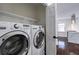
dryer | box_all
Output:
[0,21,31,55]
[31,25,45,55]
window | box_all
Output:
[58,23,65,32]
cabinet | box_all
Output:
[68,31,79,44]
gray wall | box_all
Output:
[0,3,46,25]
[0,4,38,20]
[37,5,46,25]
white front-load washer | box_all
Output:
[0,21,31,55]
[31,25,45,55]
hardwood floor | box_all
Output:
[57,37,79,55]
[68,42,79,55]
[57,45,69,55]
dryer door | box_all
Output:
[33,30,45,49]
[0,30,30,55]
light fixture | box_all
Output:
[71,14,76,24]
[71,14,76,31]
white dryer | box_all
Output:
[31,25,45,55]
[0,21,31,55]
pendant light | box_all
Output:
[71,14,76,31]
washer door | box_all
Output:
[0,31,30,55]
[33,30,45,49]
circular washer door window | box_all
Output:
[0,34,29,55]
[33,31,45,49]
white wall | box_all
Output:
[56,18,71,37]
[57,3,79,18]
[56,3,79,37]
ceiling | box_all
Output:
[57,3,79,19]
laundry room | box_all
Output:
[0,3,57,55]
[2,3,79,55]
[0,3,47,55]
[1,0,79,59]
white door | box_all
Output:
[46,4,56,55]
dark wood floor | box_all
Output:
[57,37,79,55]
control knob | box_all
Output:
[14,24,19,29]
